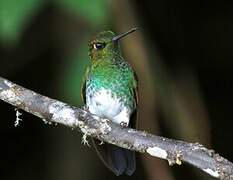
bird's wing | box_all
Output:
[130,70,139,129]
[81,66,90,104]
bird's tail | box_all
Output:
[92,139,136,176]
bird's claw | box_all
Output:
[99,141,104,145]
[120,122,128,127]
[82,105,89,112]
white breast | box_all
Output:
[86,88,130,126]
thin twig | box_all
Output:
[0,76,232,179]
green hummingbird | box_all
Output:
[82,28,139,176]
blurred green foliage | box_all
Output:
[0,0,108,45]
[62,42,90,105]
[55,0,108,25]
[0,0,44,44]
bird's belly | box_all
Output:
[86,88,130,125]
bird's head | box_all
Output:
[88,27,138,61]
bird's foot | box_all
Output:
[82,105,89,112]
[99,141,104,145]
[120,121,128,127]
[81,133,90,147]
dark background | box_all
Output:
[1,0,233,180]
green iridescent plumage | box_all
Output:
[82,30,138,111]
[86,54,137,109]
[81,28,138,176]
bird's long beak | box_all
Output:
[112,27,139,42]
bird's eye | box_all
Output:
[93,42,106,50]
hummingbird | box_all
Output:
[81,28,139,176]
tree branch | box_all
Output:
[0,76,232,179]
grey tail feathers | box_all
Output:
[92,139,136,176]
